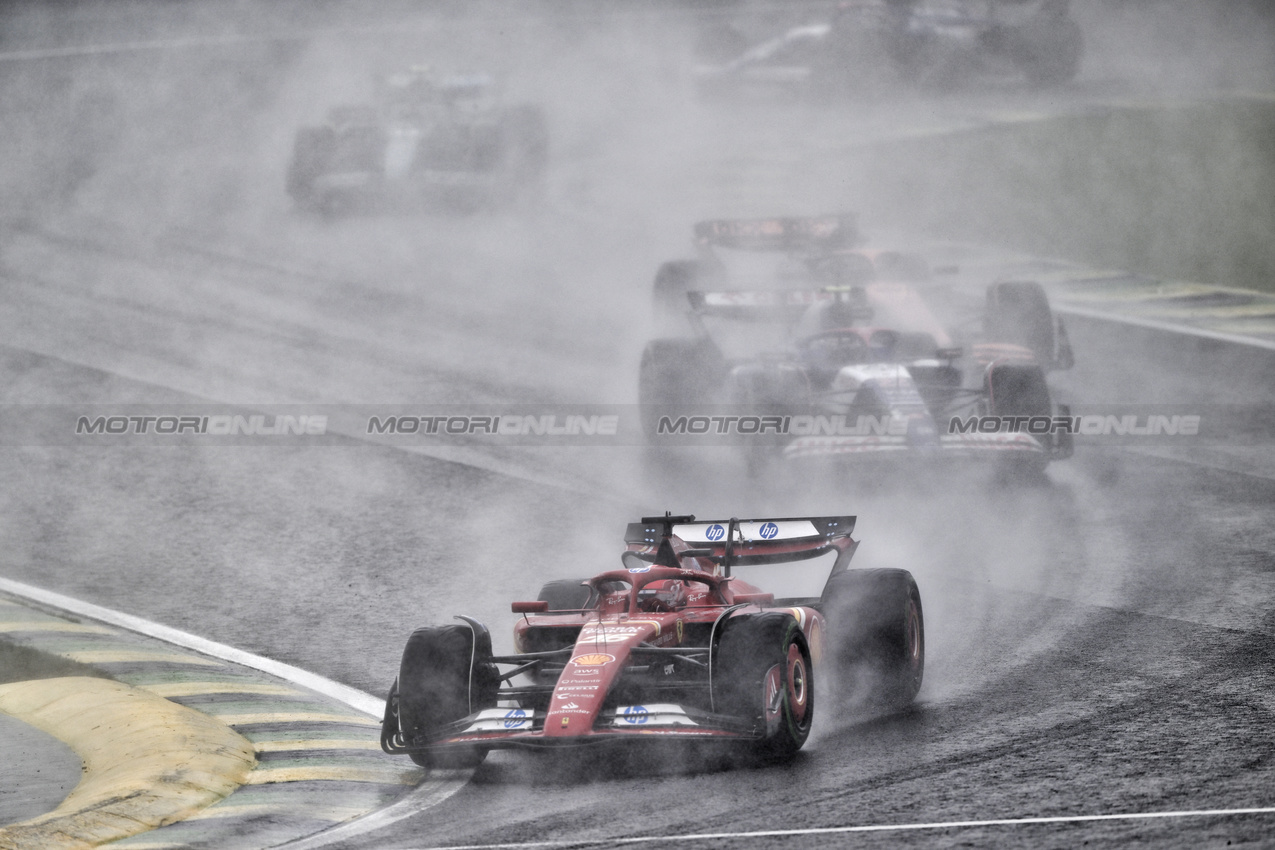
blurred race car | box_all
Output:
[640,215,1075,474]
[286,69,547,214]
[380,513,923,767]
[694,0,1082,95]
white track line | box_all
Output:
[1056,305,1275,352]
[0,35,281,61]
[0,575,380,716]
[0,576,471,847]
[0,26,436,62]
[276,771,472,850]
[401,806,1275,849]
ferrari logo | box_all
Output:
[676,619,684,644]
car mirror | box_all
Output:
[621,551,653,571]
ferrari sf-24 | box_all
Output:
[381,513,923,767]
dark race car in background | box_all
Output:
[694,0,1083,96]
[286,69,547,214]
[381,514,923,768]
[640,215,1075,475]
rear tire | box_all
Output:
[714,613,814,760]
[985,281,1054,362]
[985,362,1052,420]
[652,260,702,326]
[984,280,1071,369]
[726,362,811,478]
[638,337,725,438]
[985,362,1056,476]
[397,624,499,769]
[821,569,923,710]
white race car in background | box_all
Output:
[695,0,1083,95]
[286,69,547,214]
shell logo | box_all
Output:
[571,653,615,666]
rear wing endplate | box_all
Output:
[693,215,860,252]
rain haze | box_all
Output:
[0,1,1274,847]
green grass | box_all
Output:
[861,99,1275,294]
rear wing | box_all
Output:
[625,514,860,606]
[687,287,872,323]
[625,514,856,568]
[693,215,861,252]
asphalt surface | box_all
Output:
[0,710,81,825]
[1,2,1274,849]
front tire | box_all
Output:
[397,623,498,768]
[714,612,814,760]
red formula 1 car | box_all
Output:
[381,514,923,768]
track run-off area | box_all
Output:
[1,2,1274,849]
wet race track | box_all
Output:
[2,2,1275,848]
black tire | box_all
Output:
[652,260,701,324]
[726,362,811,477]
[286,126,334,204]
[821,568,923,709]
[985,362,1052,420]
[985,362,1055,476]
[536,579,592,611]
[984,280,1058,366]
[638,337,725,439]
[397,624,499,769]
[714,612,814,760]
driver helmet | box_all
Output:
[637,579,687,612]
